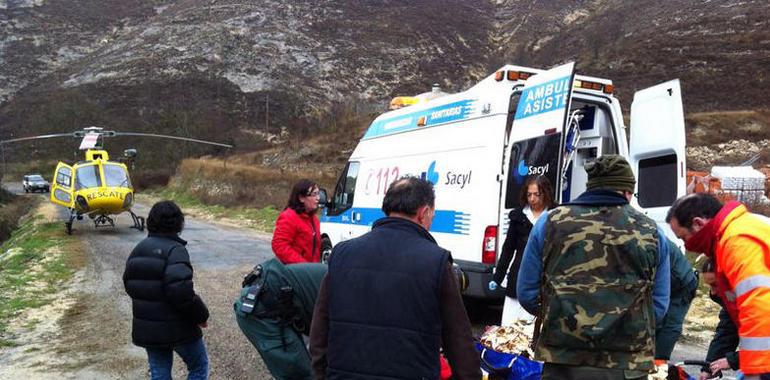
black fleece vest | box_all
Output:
[326,217,449,380]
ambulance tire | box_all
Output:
[321,236,333,264]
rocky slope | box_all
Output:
[1,0,768,167]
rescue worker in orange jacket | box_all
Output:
[667,193,770,378]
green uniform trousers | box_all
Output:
[655,279,698,360]
[234,304,311,380]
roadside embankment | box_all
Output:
[0,201,86,348]
[0,189,34,243]
[169,157,334,208]
[140,157,335,232]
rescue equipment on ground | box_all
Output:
[477,342,542,380]
[480,321,535,357]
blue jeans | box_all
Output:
[145,338,209,380]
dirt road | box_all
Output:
[0,184,728,379]
[1,187,275,379]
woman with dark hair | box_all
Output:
[492,176,555,325]
[272,179,322,264]
[123,200,210,380]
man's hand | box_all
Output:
[710,357,729,374]
[698,371,711,380]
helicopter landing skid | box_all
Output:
[129,210,145,232]
[94,215,115,229]
[65,210,77,235]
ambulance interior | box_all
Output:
[560,99,619,203]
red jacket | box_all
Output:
[272,208,321,264]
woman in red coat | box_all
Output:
[272,179,322,264]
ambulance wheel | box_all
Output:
[321,236,333,264]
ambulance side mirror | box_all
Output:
[318,188,329,208]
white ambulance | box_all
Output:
[319,62,686,299]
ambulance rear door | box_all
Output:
[628,79,687,232]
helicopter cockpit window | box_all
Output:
[76,165,102,190]
[103,164,130,188]
[56,168,72,188]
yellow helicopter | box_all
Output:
[1,126,232,234]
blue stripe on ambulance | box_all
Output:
[363,99,477,139]
[320,207,470,235]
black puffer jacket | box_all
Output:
[123,233,209,347]
[493,208,532,298]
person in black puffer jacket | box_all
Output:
[123,200,210,380]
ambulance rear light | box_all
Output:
[573,79,614,94]
[544,128,557,135]
[518,71,533,80]
[482,225,498,264]
[507,70,534,81]
[496,70,536,82]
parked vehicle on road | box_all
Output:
[23,174,50,193]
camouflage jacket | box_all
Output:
[535,202,659,372]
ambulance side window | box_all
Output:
[637,154,677,208]
[329,162,360,216]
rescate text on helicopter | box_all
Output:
[0,126,233,234]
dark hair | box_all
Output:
[286,179,319,214]
[519,176,556,209]
[666,193,723,228]
[382,176,435,216]
[147,200,185,234]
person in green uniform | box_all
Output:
[655,238,698,364]
[234,258,327,380]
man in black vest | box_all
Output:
[309,176,480,379]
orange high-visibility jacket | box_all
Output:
[715,205,770,375]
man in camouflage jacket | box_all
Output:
[517,155,671,380]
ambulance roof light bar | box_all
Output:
[495,69,614,94]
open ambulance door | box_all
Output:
[628,80,686,236]
[496,62,575,274]
[50,162,75,209]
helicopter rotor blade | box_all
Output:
[0,132,78,145]
[113,132,233,148]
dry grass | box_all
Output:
[686,110,770,147]
[170,158,336,208]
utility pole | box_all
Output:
[0,144,5,188]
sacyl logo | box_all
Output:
[515,160,550,183]
[421,161,439,185]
